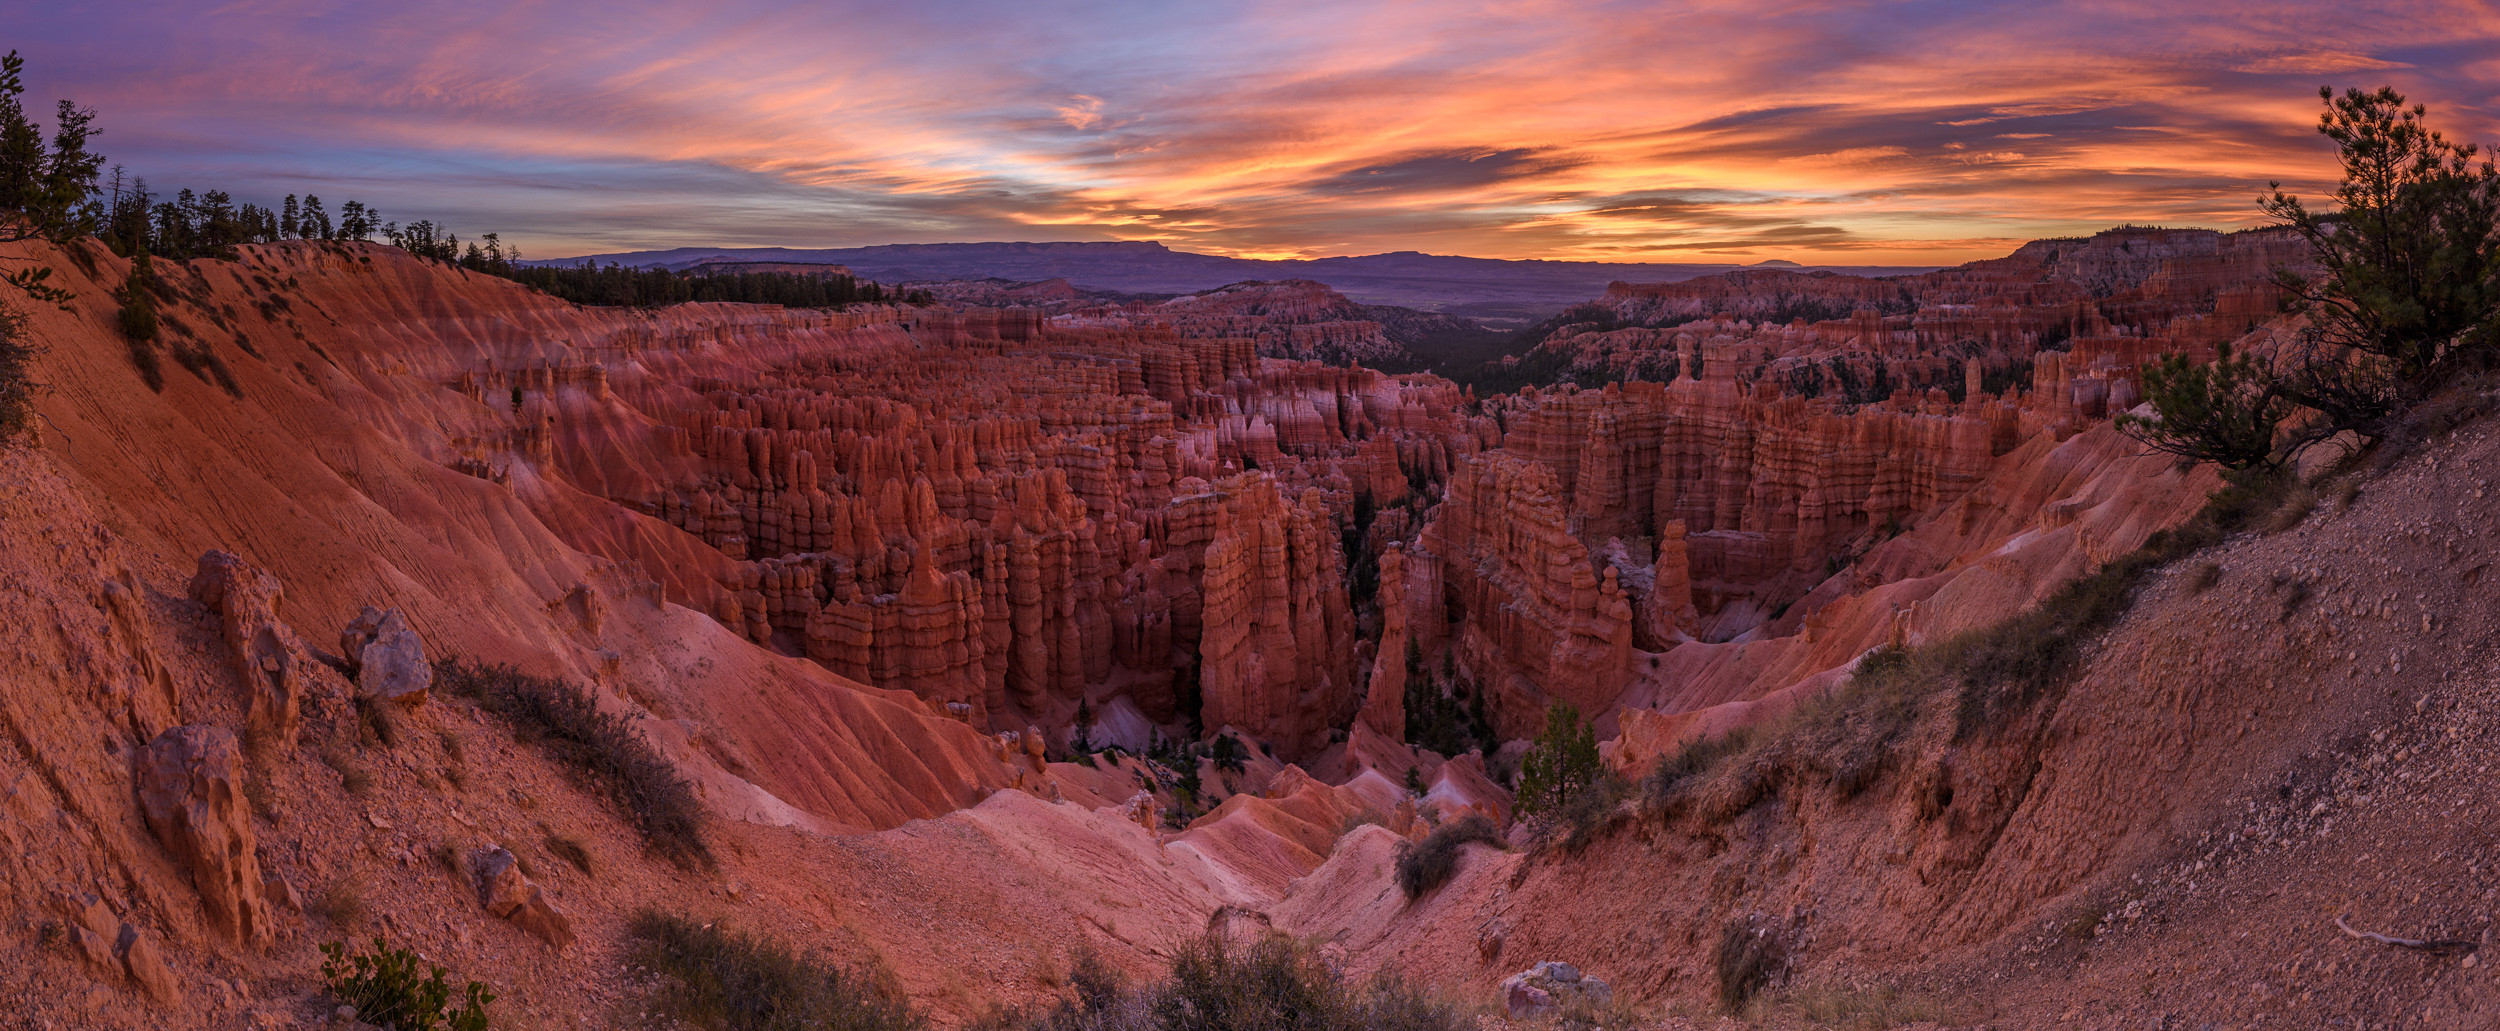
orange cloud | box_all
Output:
[12,0,2499,264]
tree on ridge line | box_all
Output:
[2122,85,2500,469]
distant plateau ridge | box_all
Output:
[536,240,1935,328]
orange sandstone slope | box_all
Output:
[1283,407,2500,1031]
[2,226,2432,1028]
[0,236,1439,1027]
[0,441,1381,1029]
[18,238,1017,832]
[25,227,2263,781]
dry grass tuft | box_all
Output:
[313,873,367,929]
[356,697,402,748]
[629,910,922,1031]
[322,746,373,797]
[1790,984,1961,1029]
[2264,482,2317,533]
[2271,573,2314,622]
[243,768,281,825]
[435,657,710,870]
[2186,561,2223,595]
[2060,901,2107,942]
[544,831,595,877]
[1713,918,1786,1011]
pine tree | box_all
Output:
[118,251,157,342]
[2115,342,2296,469]
[2125,86,2500,463]
[0,301,35,444]
[2263,87,2500,443]
[102,176,151,257]
[301,194,331,240]
[339,200,380,241]
[1514,701,1600,819]
[0,51,104,243]
[1070,697,1096,756]
[118,249,161,390]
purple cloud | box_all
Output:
[6,0,2495,262]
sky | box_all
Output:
[7,1,2498,264]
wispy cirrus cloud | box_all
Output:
[5,0,2497,263]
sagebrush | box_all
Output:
[1394,813,1502,899]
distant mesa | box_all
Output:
[536,240,1938,327]
[686,258,857,279]
[1749,258,1802,267]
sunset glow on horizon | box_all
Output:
[10,1,2499,265]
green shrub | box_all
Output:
[1394,813,1502,899]
[628,910,921,1031]
[1548,770,1630,853]
[1208,733,1247,774]
[436,657,711,869]
[1638,721,1777,825]
[1066,944,1122,1016]
[1153,934,1336,1031]
[319,936,495,1031]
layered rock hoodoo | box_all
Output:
[972,278,1417,367]
[568,303,1472,750]
[1384,226,2292,736]
[25,226,2289,762]
[132,725,274,949]
[188,551,309,750]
